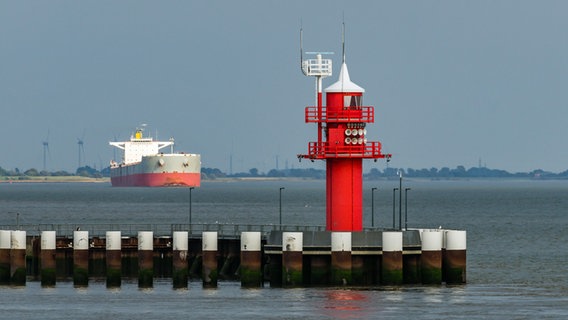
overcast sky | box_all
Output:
[1,1,567,174]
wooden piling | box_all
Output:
[73,231,89,287]
[0,230,10,285]
[331,232,352,286]
[282,232,303,287]
[382,231,403,285]
[421,230,443,284]
[40,231,57,287]
[106,231,122,288]
[443,230,467,284]
[240,232,262,288]
[10,231,27,286]
[172,231,189,289]
[138,231,153,288]
[202,231,218,288]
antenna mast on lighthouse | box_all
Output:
[300,27,333,147]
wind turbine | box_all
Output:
[42,130,50,172]
[77,130,85,168]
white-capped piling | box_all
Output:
[138,231,153,288]
[282,232,303,287]
[202,231,218,288]
[0,230,11,284]
[10,230,27,286]
[331,232,352,286]
[240,231,262,287]
[106,231,122,288]
[73,230,89,287]
[382,231,403,285]
[40,231,57,287]
[421,230,443,284]
[443,230,467,284]
[172,231,189,289]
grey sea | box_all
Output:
[1,179,567,319]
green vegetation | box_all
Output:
[0,165,107,181]
[213,165,568,180]
[366,166,568,180]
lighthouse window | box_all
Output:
[344,95,362,108]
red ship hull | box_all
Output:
[110,172,201,187]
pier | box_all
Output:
[0,223,466,288]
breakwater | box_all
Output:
[0,224,466,288]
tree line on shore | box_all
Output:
[206,166,568,180]
[0,166,105,179]
[2,164,567,180]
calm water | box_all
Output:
[1,179,567,319]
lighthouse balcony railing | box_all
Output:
[305,106,375,123]
[303,141,387,159]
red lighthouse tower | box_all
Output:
[299,31,391,232]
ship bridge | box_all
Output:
[110,129,173,165]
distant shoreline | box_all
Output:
[0,176,109,183]
[1,175,566,184]
[0,176,308,184]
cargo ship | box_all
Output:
[109,127,201,187]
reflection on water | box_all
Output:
[323,290,369,319]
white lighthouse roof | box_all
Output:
[325,62,365,93]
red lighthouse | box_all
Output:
[299,32,391,232]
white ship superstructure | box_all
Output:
[109,127,200,187]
